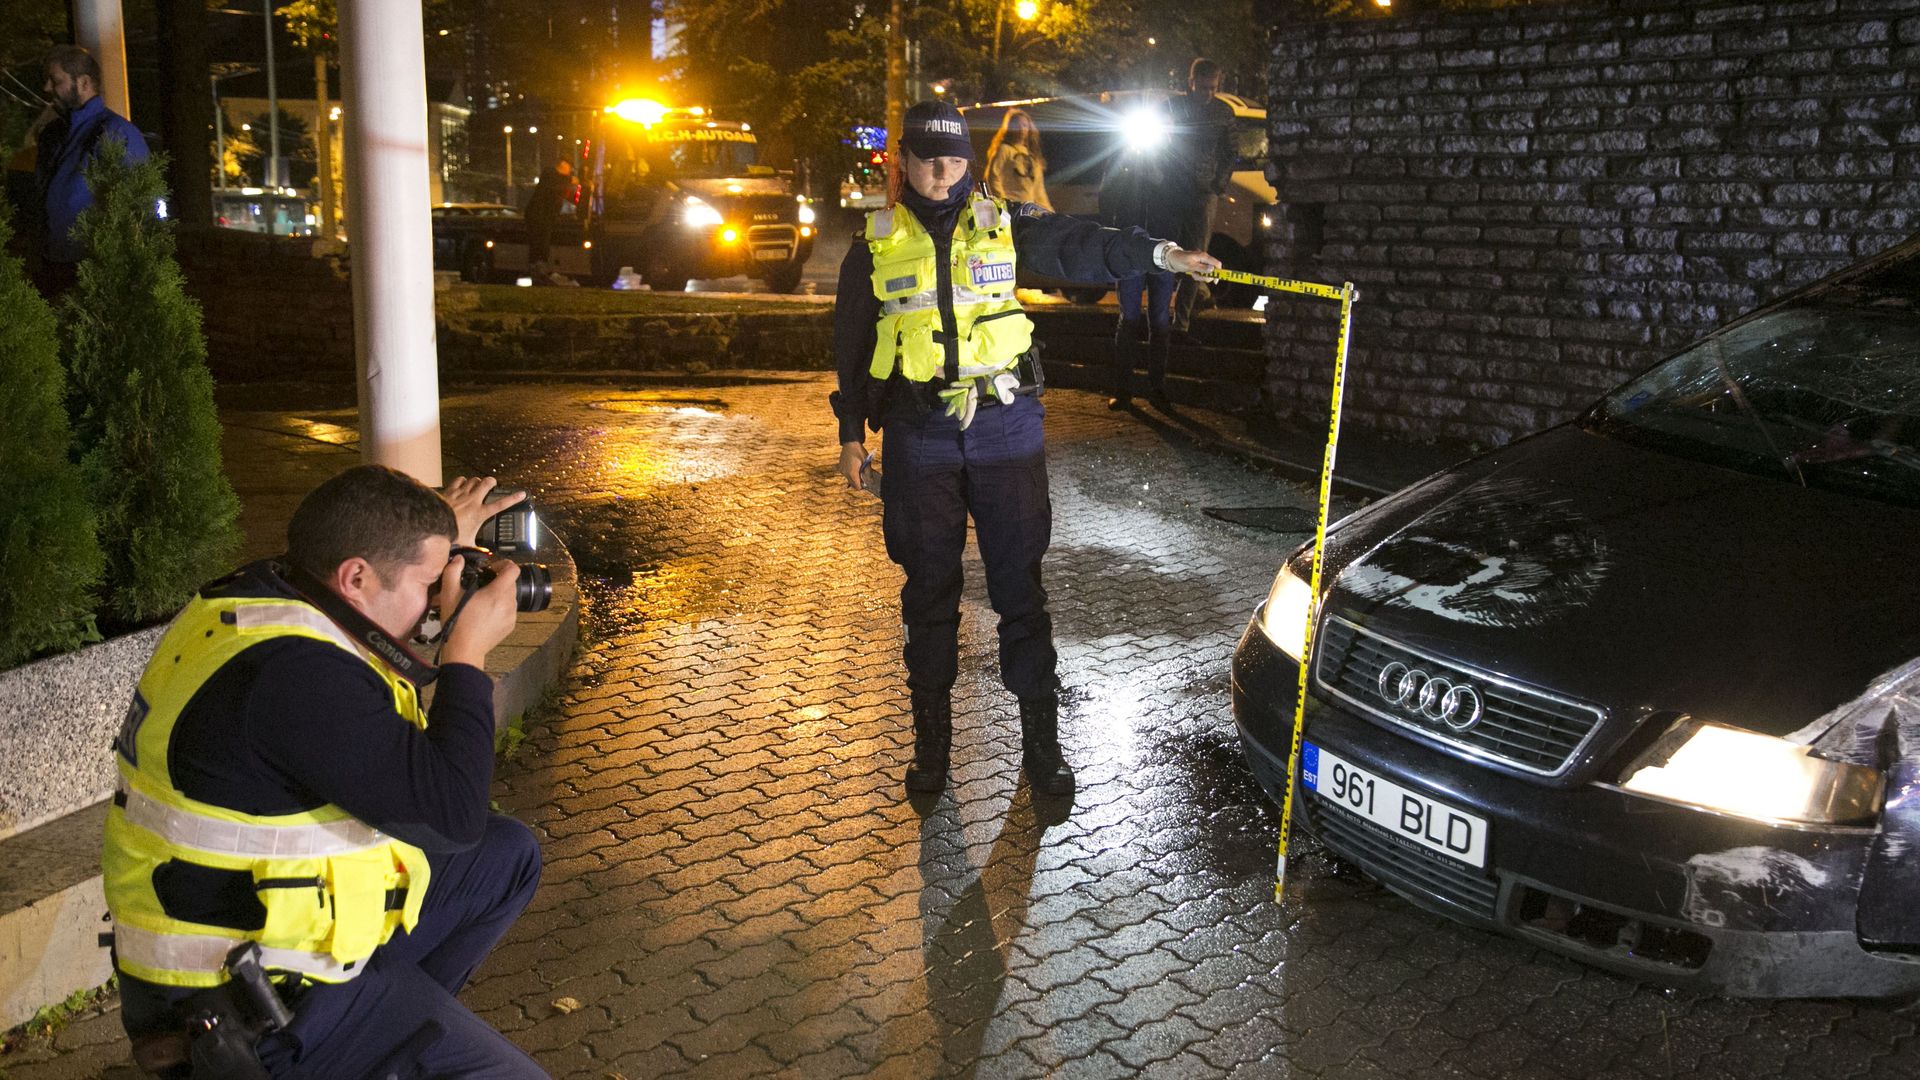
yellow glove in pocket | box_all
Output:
[939,381,979,431]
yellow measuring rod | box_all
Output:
[1214,269,1362,903]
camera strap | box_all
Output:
[279,562,441,687]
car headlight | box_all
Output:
[1123,106,1169,153]
[1257,560,1316,663]
[798,203,816,225]
[683,197,723,227]
[1619,718,1883,826]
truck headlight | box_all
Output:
[798,203,816,225]
[1256,561,1315,663]
[683,197,723,227]
[1619,718,1883,826]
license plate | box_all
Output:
[1302,742,1488,869]
[752,248,790,262]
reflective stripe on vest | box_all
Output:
[112,923,361,983]
[231,601,360,654]
[865,194,1035,384]
[103,592,432,988]
[882,280,1004,315]
[119,787,390,860]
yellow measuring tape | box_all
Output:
[1209,267,1363,902]
[1210,268,1351,303]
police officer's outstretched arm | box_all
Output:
[1009,202,1220,283]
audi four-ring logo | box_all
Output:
[1376,661,1484,732]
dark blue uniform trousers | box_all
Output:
[257,815,546,1079]
[881,394,1058,702]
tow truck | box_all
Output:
[584,101,817,292]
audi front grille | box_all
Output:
[1314,617,1606,776]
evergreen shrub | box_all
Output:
[63,147,240,624]
[0,207,104,668]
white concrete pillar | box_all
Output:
[338,0,442,485]
[71,0,131,118]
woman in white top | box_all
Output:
[984,108,1052,211]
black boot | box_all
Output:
[1147,327,1172,409]
[906,693,952,793]
[1019,697,1076,796]
[1107,326,1142,411]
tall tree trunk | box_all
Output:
[154,0,214,226]
[886,0,904,193]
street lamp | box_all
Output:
[529,124,540,176]
[502,124,514,195]
[991,0,1041,97]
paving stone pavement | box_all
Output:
[8,374,1920,1079]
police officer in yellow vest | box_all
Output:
[103,466,548,1079]
[831,101,1219,796]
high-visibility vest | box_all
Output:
[102,592,433,988]
[866,194,1036,384]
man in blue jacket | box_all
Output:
[33,44,148,294]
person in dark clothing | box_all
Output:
[830,100,1218,798]
[522,158,574,282]
[104,466,547,1080]
[1098,94,1185,411]
[32,44,148,296]
[1167,58,1238,339]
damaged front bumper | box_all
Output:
[1232,619,1920,999]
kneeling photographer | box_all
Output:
[104,465,552,1080]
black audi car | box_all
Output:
[1234,236,1920,997]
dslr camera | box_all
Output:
[456,495,553,612]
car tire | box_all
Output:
[1208,236,1256,309]
[459,243,489,284]
[762,262,805,294]
[585,248,621,288]
[1063,286,1108,304]
[643,262,689,293]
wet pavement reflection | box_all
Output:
[16,375,1913,1080]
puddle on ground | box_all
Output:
[589,395,732,417]
[1203,506,1318,533]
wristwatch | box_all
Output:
[1152,240,1177,271]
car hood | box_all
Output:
[1320,425,1920,743]
[675,177,793,201]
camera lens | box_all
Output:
[516,563,553,612]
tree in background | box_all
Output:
[62,146,239,625]
[0,204,104,668]
[237,107,314,187]
[0,0,67,160]
[215,107,263,186]
[663,0,1274,190]
[667,0,881,197]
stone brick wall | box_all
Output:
[1262,0,1920,446]
[172,230,838,379]
[174,228,355,380]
